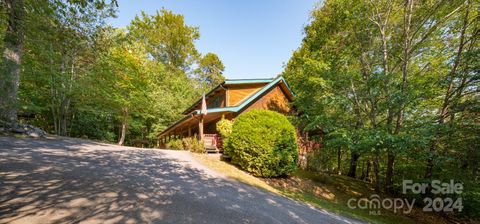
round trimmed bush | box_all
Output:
[224,109,298,177]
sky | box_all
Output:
[108,0,318,79]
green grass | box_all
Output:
[192,153,279,193]
[279,189,415,224]
[193,154,443,224]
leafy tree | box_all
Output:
[195,52,225,90]
[124,9,226,144]
[126,9,206,140]
[283,0,479,212]
[5,2,224,148]
[128,9,200,71]
[91,30,150,145]
[0,0,116,125]
[0,0,24,123]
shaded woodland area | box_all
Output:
[283,0,479,218]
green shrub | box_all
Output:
[216,115,233,138]
[306,149,341,173]
[182,135,205,153]
[70,111,115,141]
[166,138,184,150]
[463,183,480,218]
[224,109,298,177]
[166,136,205,153]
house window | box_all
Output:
[208,95,223,108]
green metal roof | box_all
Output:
[224,78,273,85]
[193,107,238,114]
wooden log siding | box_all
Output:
[243,85,291,114]
[227,83,265,106]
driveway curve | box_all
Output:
[0,136,362,224]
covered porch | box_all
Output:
[158,111,234,152]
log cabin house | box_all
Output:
[158,76,294,152]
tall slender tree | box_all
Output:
[0,0,24,124]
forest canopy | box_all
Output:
[283,0,479,217]
[0,1,225,146]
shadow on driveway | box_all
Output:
[0,137,361,224]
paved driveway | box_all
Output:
[0,136,361,224]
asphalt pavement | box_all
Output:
[0,136,362,224]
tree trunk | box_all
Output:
[383,0,414,194]
[337,148,342,175]
[424,142,436,179]
[365,159,372,182]
[118,107,128,146]
[373,153,381,192]
[56,51,68,136]
[385,153,395,193]
[347,152,360,178]
[59,106,67,135]
[0,0,24,123]
[472,157,478,177]
[360,161,365,179]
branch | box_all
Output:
[409,0,447,42]
[408,2,465,56]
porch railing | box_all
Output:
[203,134,222,152]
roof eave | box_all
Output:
[224,79,273,85]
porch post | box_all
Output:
[198,115,204,141]
[188,125,192,137]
